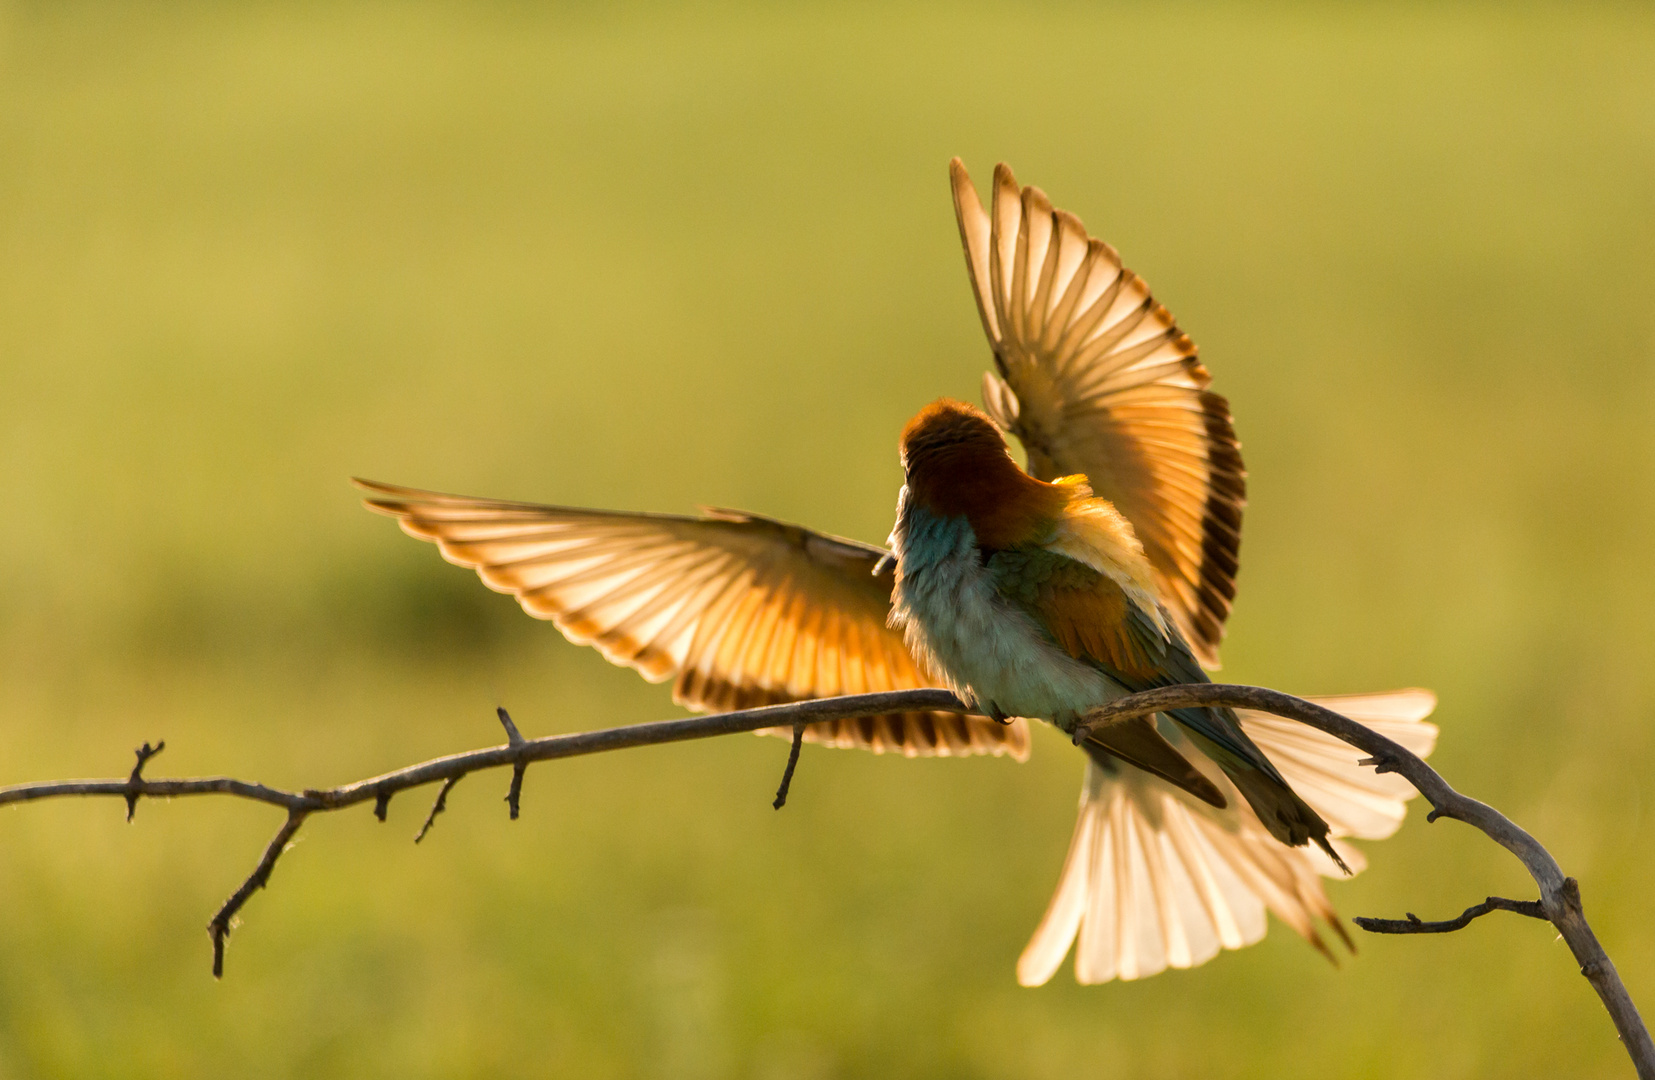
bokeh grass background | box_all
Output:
[2,2,1654,1077]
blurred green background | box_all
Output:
[1,2,1653,1077]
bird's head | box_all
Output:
[898,398,1078,549]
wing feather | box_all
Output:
[951,158,1245,668]
[357,479,1028,760]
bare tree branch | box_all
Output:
[1353,896,1547,934]
[1,682,1648,1078]
[0,689,963,976]
[0,689,964,818]
[1076,684,1654,1079]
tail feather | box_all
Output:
[1019,689,1437,985]
[1158,699,1342,866]
[1181,724,1346,872]
[1219,758,1350,874]
[1019,757,1312,985]
[1240,689,1438,840]
[1081,713,1226,809]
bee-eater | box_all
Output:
[358,159,1436,985]
[888,395,1339,860]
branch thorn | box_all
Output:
[498,708,528,819]
[125,740,165,822]
[772,724,806,810]
[506,763,527,820]
[497,706,525,746]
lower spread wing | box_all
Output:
[951,159,1244,668]
[356,479,1027,760]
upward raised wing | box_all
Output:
[951,159,1245,668]
[356,480,1027,760]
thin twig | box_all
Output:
[1076,684,1654,1079]
[1353,896,1547,934]
[772,724,806,810]
[496,706,525,746]
[506,762,527,820]
[207,809,308,979]
[499,707,529,819]
[414,774,462,844]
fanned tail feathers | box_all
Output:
[1019,690,1437,986]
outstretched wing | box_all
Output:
[951,159,1245,668]
[357,480,1027,759]
[1017,690,1437,985]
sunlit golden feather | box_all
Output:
[951,158,1244,668]
[356,479,1027,759]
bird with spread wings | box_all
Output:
[357,160,1436,985]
